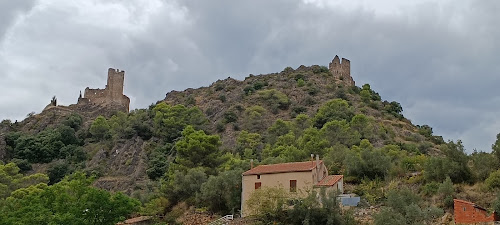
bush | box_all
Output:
[257,89,291,111]
[296,78,305,87]
[486,169,500,190]
[313,99,354,128]
[223,111,238,123]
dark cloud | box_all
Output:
[1,0,499,152]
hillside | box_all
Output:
[1,57,497,224]
[164,64,442,154]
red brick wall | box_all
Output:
[454,199,497,224]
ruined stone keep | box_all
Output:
[329,55,355,86]
[78,68,130,111]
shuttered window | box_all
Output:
[290,180,297,192]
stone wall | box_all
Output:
[329,55,355,86]
[78,68,130,112]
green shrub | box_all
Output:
[486,169,500,190]
[297,78,305,87]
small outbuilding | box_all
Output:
[454,199,499,224]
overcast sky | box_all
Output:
[1,0,499,153]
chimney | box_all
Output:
[250,159,254,169]
[311,154,314,166]
[316,154,321,182]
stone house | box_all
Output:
[454,199,499,224]
[241,156,343,217]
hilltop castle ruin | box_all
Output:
[329,55,354,86]
[77,68,130,112]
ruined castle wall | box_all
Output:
[84,88,109,105]
[340,58,350,77]
[77,68,130,112]
[329,55,355,86]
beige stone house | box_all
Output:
[241,156,343,217]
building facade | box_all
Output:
[454,199,499,224]
[241,156,343,217]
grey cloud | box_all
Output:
[1,0,499,152]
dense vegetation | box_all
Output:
[2,64,500,224]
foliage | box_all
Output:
[245,186,288,219]
[345,140,391,181]
[438,177,455,208]
[320,120,361,147]
[0,172,139,225]
[486,169,500,190]
[152,103,207,142]
[384,101,403,118]
[493,133,500,162]
[6,125,84,164]
[470,151,499,181]
[90,116,111,140]
[0,162,49,199]
[286,189,356,225]
[424,140,472,183]
[47,161,73,184]
[312,99,354,128]
[236,131,262,158]
[198,169,242,214]
[162,167,207,205]
[374,187,443,225]
[146,144,171,180]
[175,126,223,173]
[493,194,500,213]
[257,89,291,112]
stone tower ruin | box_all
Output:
[329,55,355,86]
[77,68,130,112]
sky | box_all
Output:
[0,0,499,153]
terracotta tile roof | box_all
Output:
[454,199,487,211]
[117,216,152,224]
[242,160,323,175]
[315,175,343,186]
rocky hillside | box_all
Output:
[164,64,442,154]
[4,58,482,225]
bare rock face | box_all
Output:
[88,137,150,194]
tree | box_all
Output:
[486,169,500,190]
[245,186,288,219]
[438,177,455,208]
[152,103,207,142]
[320,120,361,147]
[312,99,354,128]
[384,101,403,118]
[198,169,242,214]
[345,140,391,181]
[175,126,223,173]
[0,162,48,199]
[163,167,207,205]
[470,151,499,181]
[0,172,139,225]
[493,133,500,162]
[89,116,111,140]
[236,131,262,158]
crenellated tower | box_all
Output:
[78,68,130,112]
[329,55,355,86]
[107,68,125,100]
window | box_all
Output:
[290,180,297,192]
[257,175,260,179]
[463,207,466,211]
[255,182,261,189]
